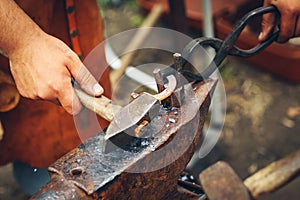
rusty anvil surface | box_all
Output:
[31,79,217,200]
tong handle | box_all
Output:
[181,5,280,81]
[218,5,280,60]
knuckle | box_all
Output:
[61,95,80,115]
[17,86,38,99]
[65,49,74,60]
[65,49,79,64]
[63,103,73,113]
[17,89,27,97]
[36,88,51,99]
[36,81,62,99]
[19,90,35,99]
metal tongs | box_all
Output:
[75,6,280,153]
[180,5,280,81]
[103,6,281,152]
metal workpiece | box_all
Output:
[153,68,164,93]
[31,79,217,200]
[155,53,188,109]
[153,68,171,108]
[171,53,185,108]
[103,74,177,151]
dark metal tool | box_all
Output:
[30,6,283,199]
[73,75,176,153]
[104,75,177,141]
[179,5,280,81]
[78,6,279,152]
[31,79,217,200]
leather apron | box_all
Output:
[0,0,111,167]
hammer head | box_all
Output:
[199,161,251,200]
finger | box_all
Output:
[277,12,297,43]
[76,64,104,96]
[259,12,276,41]
[259,0,277,41]
[66,52,103,97]
[58,81,82,115]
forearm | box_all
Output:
[0,0,44,56]
[0,0,103,115]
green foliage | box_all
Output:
[97,0,138,8]
[221,63,234,81]
[97,0,111,8]
[130,15,144,27]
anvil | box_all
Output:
[30,78,217,199]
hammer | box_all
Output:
[199,150,300,200]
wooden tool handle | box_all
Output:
[0,120,3,141]
[74,88,121,122]
[244,149,300,199]
[0,67,119,121]
[0,70,20,112]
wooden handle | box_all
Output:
[0,120,3,141]
[0,70,20,112]
[244,149,300,199]
[74,88,122,122]
[0,67,119,121]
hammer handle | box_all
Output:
[0,65,120,122]
[244,149,300,198]
[74,88,121,122]
[0,69,20,112]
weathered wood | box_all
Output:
[0,121,3,141]
[0,69,20,112]
[31,79,216,200]
[109,4,164,88]
[244,149,300,199]
[75,88,121,122]
[200,150,300,200]
[200,161,251,200]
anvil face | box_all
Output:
[31,79,216,200]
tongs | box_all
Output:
[180,5,280,81]
[75,6,280,153]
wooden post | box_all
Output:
[109,4,164,89]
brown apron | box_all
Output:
[0,0,111,168]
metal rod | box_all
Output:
[172,53,184,107]
[202,0,215,38]
[153,68,171,108]
[153,68,164,93]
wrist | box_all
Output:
[7,26,46,58]
[0,0,46,58]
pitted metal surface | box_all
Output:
[31,79,216,200]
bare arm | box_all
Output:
[0,0,104,114]
[259,0,300,43]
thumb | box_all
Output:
[75,64,104,96]
[67,53,104,96]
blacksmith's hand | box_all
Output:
[259,0,300,43]
[8,33,104,115]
